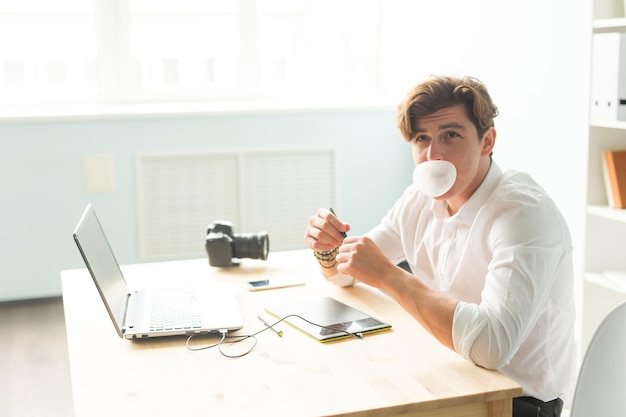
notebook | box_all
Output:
[72,204,244,340]
[265,296,391,342]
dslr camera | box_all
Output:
[205,221,269,267]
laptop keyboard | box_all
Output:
[149,287,203,332]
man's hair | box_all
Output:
[397,75,499,141]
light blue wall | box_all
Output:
[0,107,414,301]
[0,0,593,301]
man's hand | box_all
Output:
[304,208,350,252]
[335,236,398,289]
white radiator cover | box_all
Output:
[136,147,337,260]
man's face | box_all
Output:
[410,104,495,202]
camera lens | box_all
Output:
[232,232,269,261]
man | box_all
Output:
[304,76,574,417]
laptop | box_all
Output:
[72,204,244,340]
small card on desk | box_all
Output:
[265,296,391,342]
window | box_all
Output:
[0,0,383,107]
[0,1,98,105]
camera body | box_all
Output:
[205,221,269,267]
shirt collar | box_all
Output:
[431,161,503,224]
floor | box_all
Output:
[0,298,74,417]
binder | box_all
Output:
[604,150,626,208]
[590,33,626,122]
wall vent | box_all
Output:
[136,147,336,260]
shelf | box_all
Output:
[584,0,626,359]
[593,17,626,32]
[590,120,626,129]
[585,271,626,294]
[587,204,626,222]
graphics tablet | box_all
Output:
[265,296,391,342]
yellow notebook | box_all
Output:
[265,296,391,342]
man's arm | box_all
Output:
[336,236,458,350]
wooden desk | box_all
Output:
[61,249,521,417]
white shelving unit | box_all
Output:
[583,0,626,353]
[593,16,626,31]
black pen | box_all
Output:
[329,207,348,238]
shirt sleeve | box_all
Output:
[324,272,356,287]
[452,199,572,369]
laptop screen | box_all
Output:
[73,204,129,337]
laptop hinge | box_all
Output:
[121,291,135,334]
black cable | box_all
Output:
[185,329,226,352]
[185,314,363,358]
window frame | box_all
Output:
[0,0,390,115]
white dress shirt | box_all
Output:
[346,162,575,402]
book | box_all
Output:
[602,151,615,208]
[604,149,626,208]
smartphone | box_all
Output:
[242,278,305,291]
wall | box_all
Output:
[383,0,592,300]
[0,107,413,301]
[0,0,592,301]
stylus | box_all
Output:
[258,314,283,337]
[329,208,347,238]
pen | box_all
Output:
[329,207,348,238]
[258,314,283,337]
